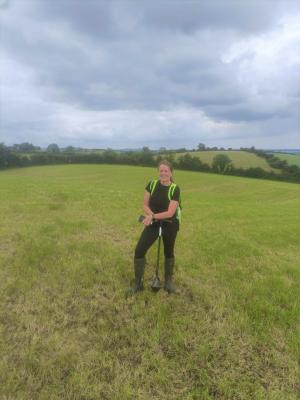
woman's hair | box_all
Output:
[158,159,174,182]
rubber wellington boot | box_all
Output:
[126,258,145,296]
[164,257,177,294]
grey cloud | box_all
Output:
[206,105,287,122]
[140,1,284,34]
[0,0,299,148]
[35,0,116,39]
[37,0,289,37]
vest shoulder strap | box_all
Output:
[150,179,158,195]
[168,183,177,201]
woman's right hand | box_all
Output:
[143,215,153,226]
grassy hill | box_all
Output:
[272,152,300,167]
[173,151,278,172]
[0,164,299,399]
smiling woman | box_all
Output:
[127,159,181,295]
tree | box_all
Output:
[197,143,206,151]
[159,147,167,153]
[0,143,9,168]
[212,154,233,173]
[140,147,154,165]
[178,153,193,169]
[63,146,76,153]
[12,142,40,152]
[47,144,60,153]
[0,143,20,168]
[102,148,117,163]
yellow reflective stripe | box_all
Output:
[168,183,182,223]
[150,179,158,195]
[168,183,176,201]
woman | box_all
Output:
[129,160,181,294]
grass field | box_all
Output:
[272,153,300,167]
[0,164,299,399]
[173,151,278,173]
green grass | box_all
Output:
[0,164,299,399]
[173,151,278,172]
[272,153,300,167]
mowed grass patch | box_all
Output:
[0,164,299,399]
[173,151,278,172]
[273,153,300,167]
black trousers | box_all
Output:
[135,220,179,259]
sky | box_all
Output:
[0,0,300,150]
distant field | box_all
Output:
[272,152,300,167]
[0,164,299,399]
[16,150,280,174]
[172,151,278,172]
[17,149,106,157]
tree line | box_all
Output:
[1,142,300,184]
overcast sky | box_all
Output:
[0,0,299,149]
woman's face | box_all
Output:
[159,164,172,182]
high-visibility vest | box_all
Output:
[149,179,182,223]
